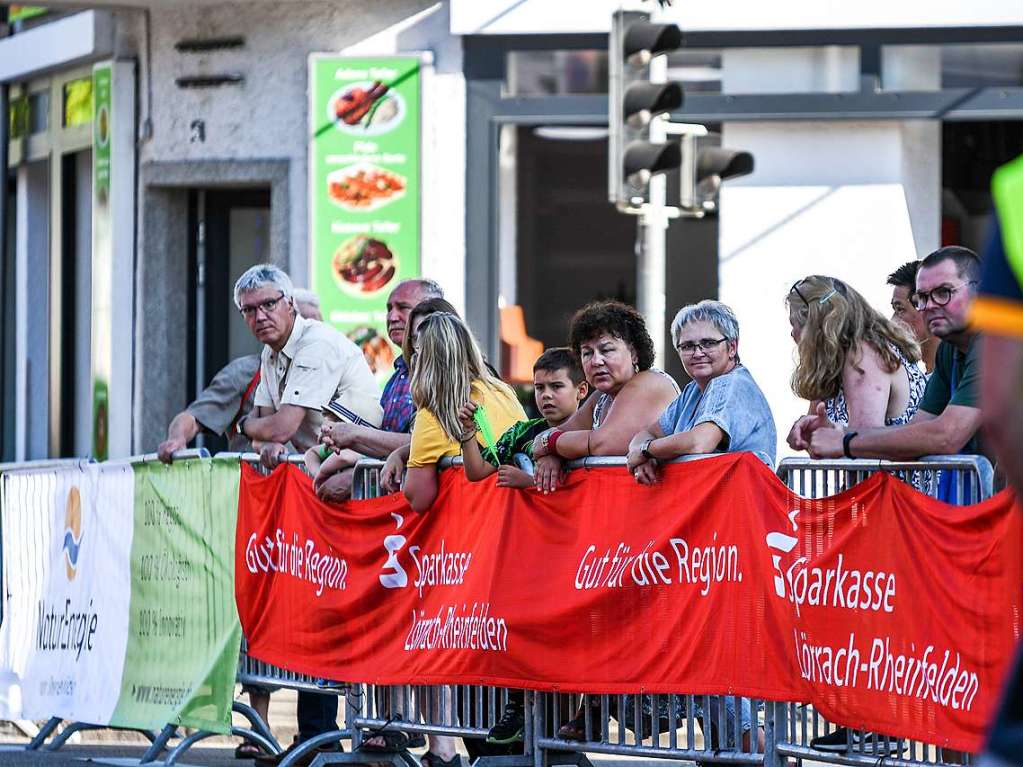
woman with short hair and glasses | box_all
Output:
[626,300,776,483]
[785,275,927,453]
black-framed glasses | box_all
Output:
[911,281,977,310]
[239,292,286,318]
[676,337,727,356]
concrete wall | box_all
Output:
[136,0,461,290]
[127,0,465,451]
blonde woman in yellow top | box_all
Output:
[383,311,525,513]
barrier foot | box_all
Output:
[276,730,349,767]
[164,725,279,767]
[11,719,40,739]
[309,750,411,767]
[234,700,281,753]
[45,722,103,751]
[540,751,592,767]
[474,755,536,767]
[26,717,62,750]
[139,724,178,763]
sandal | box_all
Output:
[360,729,427,753]
[419,752,461,767]
[235,741,265,759]
[557,701,603,742]
[557,716,587,742]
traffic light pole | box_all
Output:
[637,198,669,371]
[636,55,669,367]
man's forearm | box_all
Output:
[346,427,411,458]
[244,413,297,445]
[168,412,200,444]
[846,420,954,461]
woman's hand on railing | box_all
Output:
[633,460,659,486]
[380,450,405,494]
[534,455,565,494]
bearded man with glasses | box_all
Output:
[806,247,990,483]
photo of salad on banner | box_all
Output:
[311,56,421,387]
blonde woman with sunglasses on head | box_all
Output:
[786,275,927,453]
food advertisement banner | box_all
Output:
[309,55,421,381]
[91,63,112,461]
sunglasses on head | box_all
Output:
[790,278,846,308]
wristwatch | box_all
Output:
[235,415,250,437]
[538,430,551,453]
[842,431,859,459]
[640,439,655,460]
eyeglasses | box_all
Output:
[910,281,977,310]
[239,292,286,318]
[676,337,727,356]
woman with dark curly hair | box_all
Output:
[530,300,679,493]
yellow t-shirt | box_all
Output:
[407,381,526,468]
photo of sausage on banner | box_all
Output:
[234,451,1022,753]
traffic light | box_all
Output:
[679,131,755,215]
[608,10,684,212]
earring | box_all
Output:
[633,360,639,372]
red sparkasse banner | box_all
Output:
[235,453,1022,751]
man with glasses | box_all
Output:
[156,292,323,463]
[233,264,382,470]
[806,247,988,473]
[232,264,381,766]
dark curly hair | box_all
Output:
[568,300,655,372]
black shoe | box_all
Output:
[810,728,852,752]
[487,702,524,744]
[854,732,909,755]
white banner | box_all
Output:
[0,463,135,723]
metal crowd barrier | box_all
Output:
[525,455,775,767]
[772,454,995,767]
[2,449,999,767]
[777,455,995,504]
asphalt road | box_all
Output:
[0,743,243,767]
